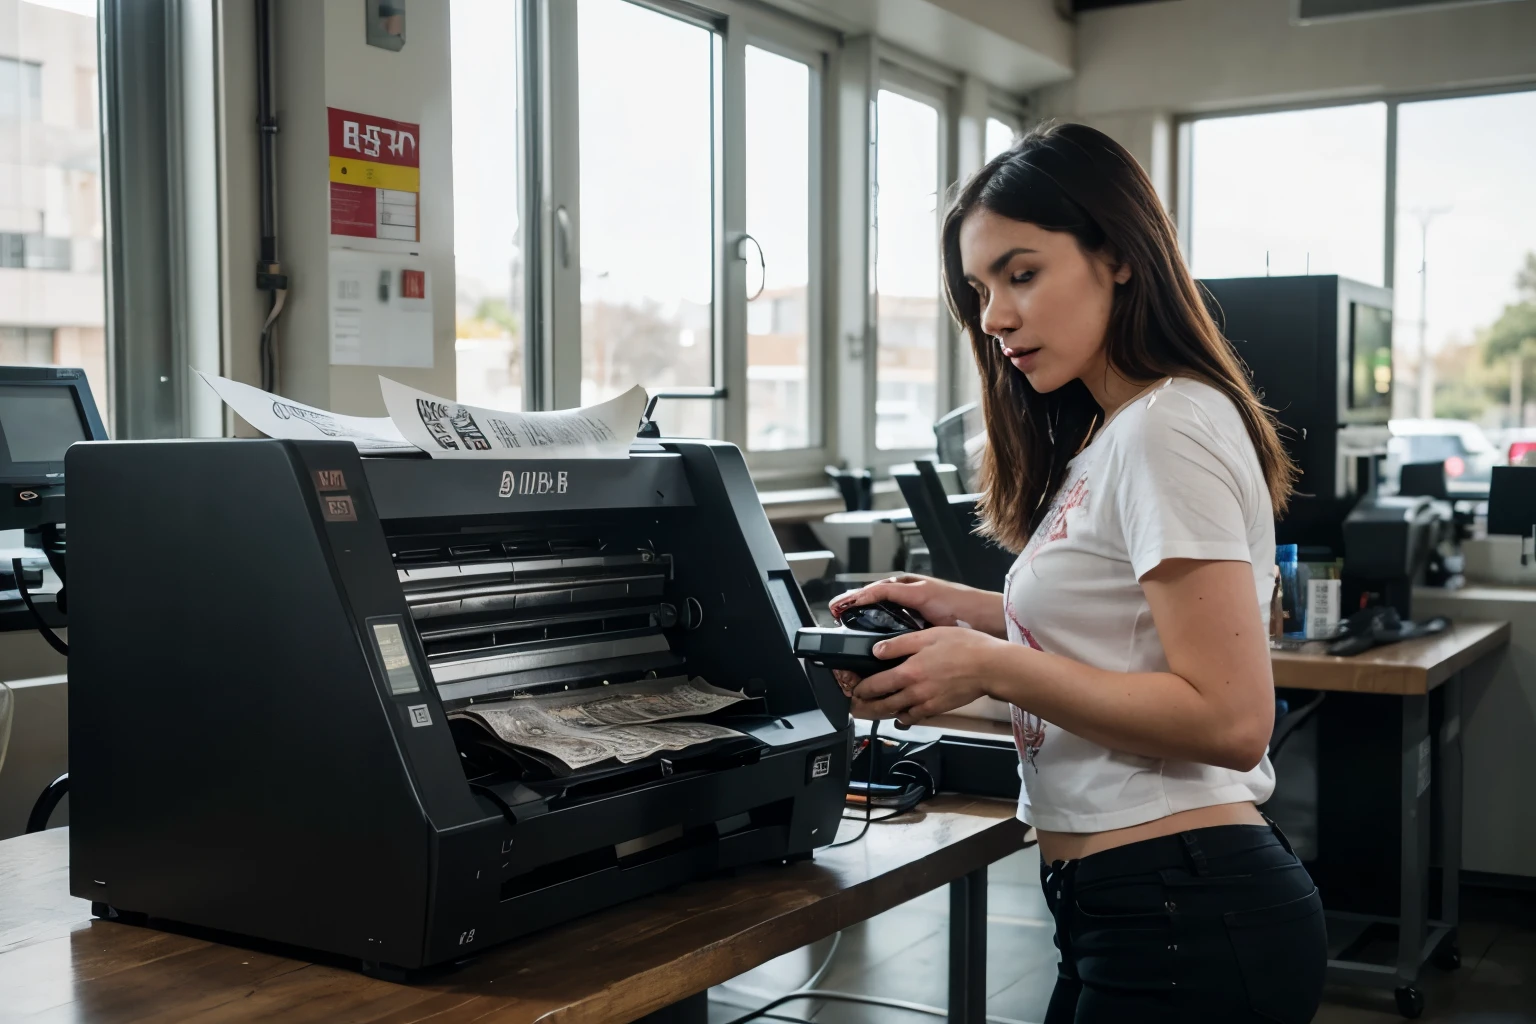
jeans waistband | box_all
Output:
[1050,819,1296,886]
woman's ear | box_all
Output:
[1113,262,1133,285]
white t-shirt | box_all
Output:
[1003,377,1277,833]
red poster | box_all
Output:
[328,107,421,240]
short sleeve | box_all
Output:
[1112,392,1254,581]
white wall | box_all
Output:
[218,0,456,417]
[1038,0,1536,199]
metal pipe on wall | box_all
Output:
[254,0,287,393]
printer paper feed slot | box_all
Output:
[448,676,754,774]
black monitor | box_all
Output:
[1487,466,1536,538]
[0,365,107,531]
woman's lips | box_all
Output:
[1001,344,1041,372]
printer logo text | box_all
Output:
[499,470,569,498]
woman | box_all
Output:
[829,122,1327,1023]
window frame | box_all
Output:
[535,0,838,481]
[868,58,956,470]
[1173,80,1536,292]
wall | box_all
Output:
[219,0,455,417]
[1038,0,1536,199]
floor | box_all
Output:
[706,846,1536,1024]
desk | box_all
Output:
[1268,619,1509,1019]
[1271,620,1509,695]
[0,796,1027,1024]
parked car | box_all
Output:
[1386,418,1500,496]
[1493,427,1536,467]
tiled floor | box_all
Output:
[707,848,1536,1024]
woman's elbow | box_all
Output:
[1209,717,1272,772]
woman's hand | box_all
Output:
[828,575,1007,637]
[844,627,1016,725]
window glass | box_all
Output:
[0,0,106,420]
[745,45,812,451]
[451,0,524,411]
[985,116,1014,160]
[875,88,941,451]
[578,0,716,439]
[1187,104,1386,286]
[1395,90,1536,427]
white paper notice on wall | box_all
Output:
[379,377,647,460]
[329,248,434,368]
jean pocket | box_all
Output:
[1224,887,1327,1024]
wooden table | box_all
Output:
[0,796,1028,1024]
[1270,619,1509,695]
[1267,618,1510,1019]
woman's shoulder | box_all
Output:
[1111,376,1245,443]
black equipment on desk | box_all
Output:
[1486,465,1536,563]
[1200,275,1394,550]
[66,438,851,972]
[1340,494,1446,619]
[0,365,106,647]
[0,364,107,532]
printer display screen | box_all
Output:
[0,384,87,464]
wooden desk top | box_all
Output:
[1270,619,1510,695]
[0,797,1027,1024]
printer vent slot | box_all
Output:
[392,540,685,702]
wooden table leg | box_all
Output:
[949,866,988,1024]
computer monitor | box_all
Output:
[0,365,107,531]
[1348,301,1394,415]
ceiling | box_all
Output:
[1071,0,1176,11]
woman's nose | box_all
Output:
[980,293,1021,339]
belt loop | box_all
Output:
[1263,814,1298,858]
[1179,832,1209,876]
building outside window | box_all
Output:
[0,0,107,420]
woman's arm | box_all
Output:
[828,574,1008,638]
[852,558,1274,772]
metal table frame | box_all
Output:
[642,868,991,1024]
[1324,671,1461,1014]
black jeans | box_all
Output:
[1041,821,1327,1023]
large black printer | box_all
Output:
[66,438,851,972]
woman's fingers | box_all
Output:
[831,668,861,694]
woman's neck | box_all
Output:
[1080,355,1162,423]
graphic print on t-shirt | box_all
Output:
[1003,571,1048,771]
[1021,474,1089,566]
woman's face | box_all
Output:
[958,208,1130,394]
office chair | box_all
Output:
[892,460,1015,590]
[932,403,982,493]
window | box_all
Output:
[0,1,106,420]
[451,0,524,411]
[744,44,813,451]
[1186,104,1387,285]
[986,115,1014,160]
[1395,90,1536,426]
[874,87,943,451]
[578,0,717,440]
[0,56,42,122]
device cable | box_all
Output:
[828,718,879,848]
[12,557,67,657]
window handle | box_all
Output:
[737,232,766,302]
[555,206,572,268]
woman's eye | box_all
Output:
[1011,270,1036,285]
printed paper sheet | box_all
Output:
[195,370,418,453]
[379,377,645,459]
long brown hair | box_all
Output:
[941,121,1296,552]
